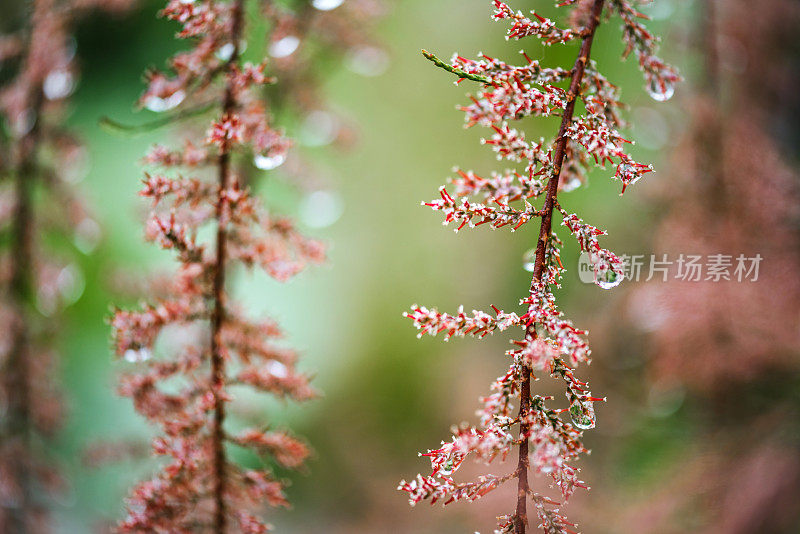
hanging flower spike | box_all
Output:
[404,1,677,533]
[109,0,361,531]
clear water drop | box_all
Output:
[269,36,300,58]
[594,265,623,290]
[569,398,596,430]
[647,78,674,102]
[253,152,286,170]
[144,90,185,112]
[267,361,288,379]
[43,70,74,100]
[124,347,152,363]
[437,455,459,476]
[522,248,537,272]
[216,42,235,61]
[312,0,344,10]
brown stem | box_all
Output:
[210,1,245,532]
[5,89,43,533]
[513,1,605,532]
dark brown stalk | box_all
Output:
[513,1,605,532]
[210,0,245,531]
[5,84,44,533]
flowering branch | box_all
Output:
[110,1,332,531]
[0,0,134,529]
[400,1,677,533]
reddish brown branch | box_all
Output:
[209,1,245,532]
[513,1,605,532]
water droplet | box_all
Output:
[522,248,537,272]
[253,152,286,170]
[345,46,390,77]
[43,70,74,100]
[269,36,300,58]
[569,398,596,430]
[437,455,459,476]
[646,77,674,102]
[216,42,235,61]
[124,347,152,363]
[267,361,288,378]
[144,90,185,112]
[312,0,344,10]
[300,190,344,228]
[561,175,581,192]
[594,265,623,290]
[300,110,337,147]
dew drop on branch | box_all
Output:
[124,347,152,363]
[594,266,623,290]
[646,78,674,102]
[144,90,185,112]
[43,70,74,100]
[569,398,596,430]
[267,361,288,379]
[216,43,235,61]
[253,152,286,170]
[312,0,344,11]
[270,36,300,58]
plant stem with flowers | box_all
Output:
[111,1,324,531]
[1,0,134,530]
[399,1,678,532]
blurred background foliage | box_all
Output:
[3,0,797,532]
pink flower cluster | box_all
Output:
[402,1,676,533]
[111,1,326,532]
[492,1,579,44]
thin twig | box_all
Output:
[422,49,491,84]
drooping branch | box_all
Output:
[400,1,678,532]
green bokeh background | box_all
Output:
[12,0,705,531]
